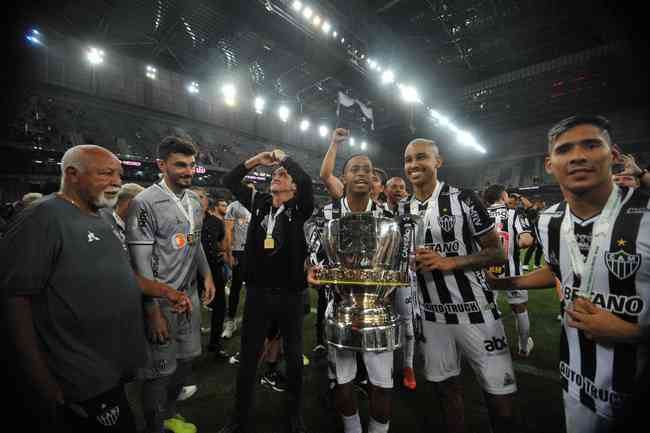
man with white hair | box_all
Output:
[1,145,149,432]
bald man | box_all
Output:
[384,177,407,213]
[1,145,148,432]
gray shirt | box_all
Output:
[126,183,204,291]
[225,201,251,252]
[0,195,147,402]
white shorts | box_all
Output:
[505,289,528,305]
[328,347,394,389]
[420,319,517,395]
[563,392,612,433]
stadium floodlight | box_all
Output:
[302,7,313,19]
[312,15,321,27]
[299,118,310,131]
[381,69,394,84]
[430,110,451,127]
[349,137,355,147]
[254,96,265,114]
[278,105,290,122]
[146,65,157,79]
[26,29,43,45]
[332,31,337,37]
[221,83,237,106]
[26,35,42,45]
[322,21,331,34]
[457,130,479,148]
[319,125,329,137]
[360,141,367,150]
[292,1,302,12]
[86,47,105,65]
[187,81,199,94]
[399,84,421,103]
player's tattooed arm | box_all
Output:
[455,229,506,270]
[416,229,505,273]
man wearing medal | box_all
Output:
[218,149,314,433]
[486,115,650,433]
[126,137,216,433]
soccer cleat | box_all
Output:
[229,352,240,365]
[402,367,417,390]
[312,344,326,356]
[303,354,310,366]
[163,416,197,433]
[261,371,286,392]
[221,320,234,339]
[177,385,197,401]
[518,337,535,357]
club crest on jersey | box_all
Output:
[438,215,456,232]
[96,404,120,426]
[605,249,641,280]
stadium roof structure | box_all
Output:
[15,0,648,160]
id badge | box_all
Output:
[264,237,275,250]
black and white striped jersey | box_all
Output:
[486,204,531,277]
[537,186,650,419]
[397,181,500,325]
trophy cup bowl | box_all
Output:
[318,212,412,351]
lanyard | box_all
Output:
[410,180,444,216]
[561,184,620,295]
[157,181,194,233]
[266,204,285,239]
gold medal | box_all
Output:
[264,236,275,249]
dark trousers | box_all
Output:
[233,286,305,429]
[524,242,543,267]
[208,263,227,348]
[315,288,327,345]
[59,384,136,432]
[227,250,246,319]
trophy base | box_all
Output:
[325,317,404,352]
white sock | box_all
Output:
[342,412,362,433]
[515,311,530,352]
[404,320,414,369]
[368,417,390,433]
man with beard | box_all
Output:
[486,115,650,433]
[399,138,514,433]
[308,152,395,433]
[1,145,148,432]
[126,137,216,433]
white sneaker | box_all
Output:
[177,385,198,401]
[221,320,234,339]
[522,265,530,272]
[518,337,534,357]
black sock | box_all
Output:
[266,361,277,374]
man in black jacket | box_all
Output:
[218,149,314,433]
